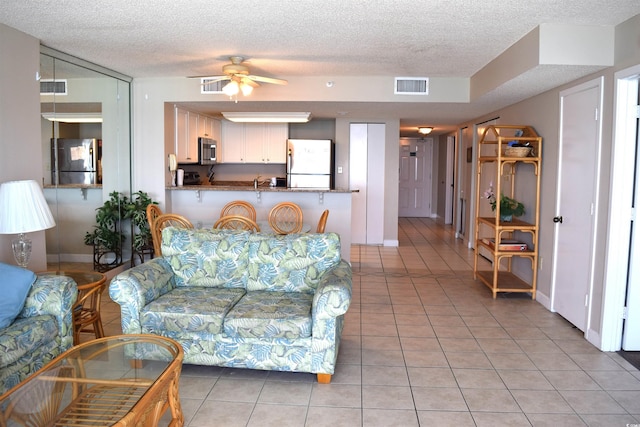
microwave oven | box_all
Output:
[199,137,217,165]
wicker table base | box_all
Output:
[0,335,184,427]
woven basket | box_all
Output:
[505,147,532,157]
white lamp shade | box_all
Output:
[0,180,56,234]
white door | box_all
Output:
[445,136,455,224]
[398,138,432,217]
[350,123,385,244]
[625,152,640,348]
[622,77,640,349]
[552,79,602,332]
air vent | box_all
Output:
[40,79,67,95]
[394,77,429,95]
[201,78,224,94]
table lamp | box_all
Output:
[0,180,56,268]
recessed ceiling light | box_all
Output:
[221,112,311,123]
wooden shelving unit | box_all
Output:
[473,125,542,299]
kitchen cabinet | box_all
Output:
[264,123,288,163]
[174,106,198,164]
[220,121,287,164]
[220,121,246,162]
[472,125,542,299]
[199,115,221,141]
[174,106,220,164]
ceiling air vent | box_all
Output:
[40,79,67,95]
[394,77,429,95]
[201,78,224,94]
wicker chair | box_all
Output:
[268,202,303,234]
[316,209,329,233]
[146,204,163,230]
[213,215,261,232]
[151,214,193,257]
[220,201,256,222]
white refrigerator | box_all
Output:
[286,139,334,189]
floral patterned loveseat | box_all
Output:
[109,227,352,383]
[0,275,78,395]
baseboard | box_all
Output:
[535,291,551,311]
[384,239,399,247]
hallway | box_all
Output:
[94,218,640,426]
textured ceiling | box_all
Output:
[1,0,639,136]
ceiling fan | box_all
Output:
[197,56,287,97]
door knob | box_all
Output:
[553,216,563,223]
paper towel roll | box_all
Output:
[177,169,184,186]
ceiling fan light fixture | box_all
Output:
[418,126,433,135]
[222,112,312,123]
[240,82,253,96]
[222,80,239,96]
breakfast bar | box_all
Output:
[165,183,355,261]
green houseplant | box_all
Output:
[124,191,158,266]
[84,191,126,271]
[483,183,525,221]
[85,191,158,271]
[124,191,157,252]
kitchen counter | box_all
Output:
[166,182,355,193]
[164,182,355,261]
[44,184,102,189]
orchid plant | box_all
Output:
[483,182,525,218]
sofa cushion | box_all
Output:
[161,227,250,288]
[224,291,314,339]
[0,263,37,329]
[246,232,342,293]
[141,287,246,340]
[0,314,58,368]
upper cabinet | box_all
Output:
[174,106,220,164]
[220,121,287,164]
[199,115,221,141]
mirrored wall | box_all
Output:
[40,47,132,271]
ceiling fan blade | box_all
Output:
[198,75,230,83]
[246,75,288,85]
[241,77,260,87]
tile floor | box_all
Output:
[85,218,640,426]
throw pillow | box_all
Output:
[0,263,37,329]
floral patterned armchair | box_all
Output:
[110,228,352,383]
[0,275,77,395]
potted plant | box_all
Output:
[84,191,127,271]
[483,183,525,222]
[124,191,158,265]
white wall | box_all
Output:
[0,24,48,271]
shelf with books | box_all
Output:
[473,125,542,299]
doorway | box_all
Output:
[444,136,455,225]
[551,78,603,335]
[398,138,432,217]
[601,64,640,352]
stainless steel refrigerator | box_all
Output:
[286,139,334,189]
[51,138,101,185]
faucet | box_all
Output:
[254,175,261,189]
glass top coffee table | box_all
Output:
[0,334,183,427]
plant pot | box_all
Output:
[500,214,513,222]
